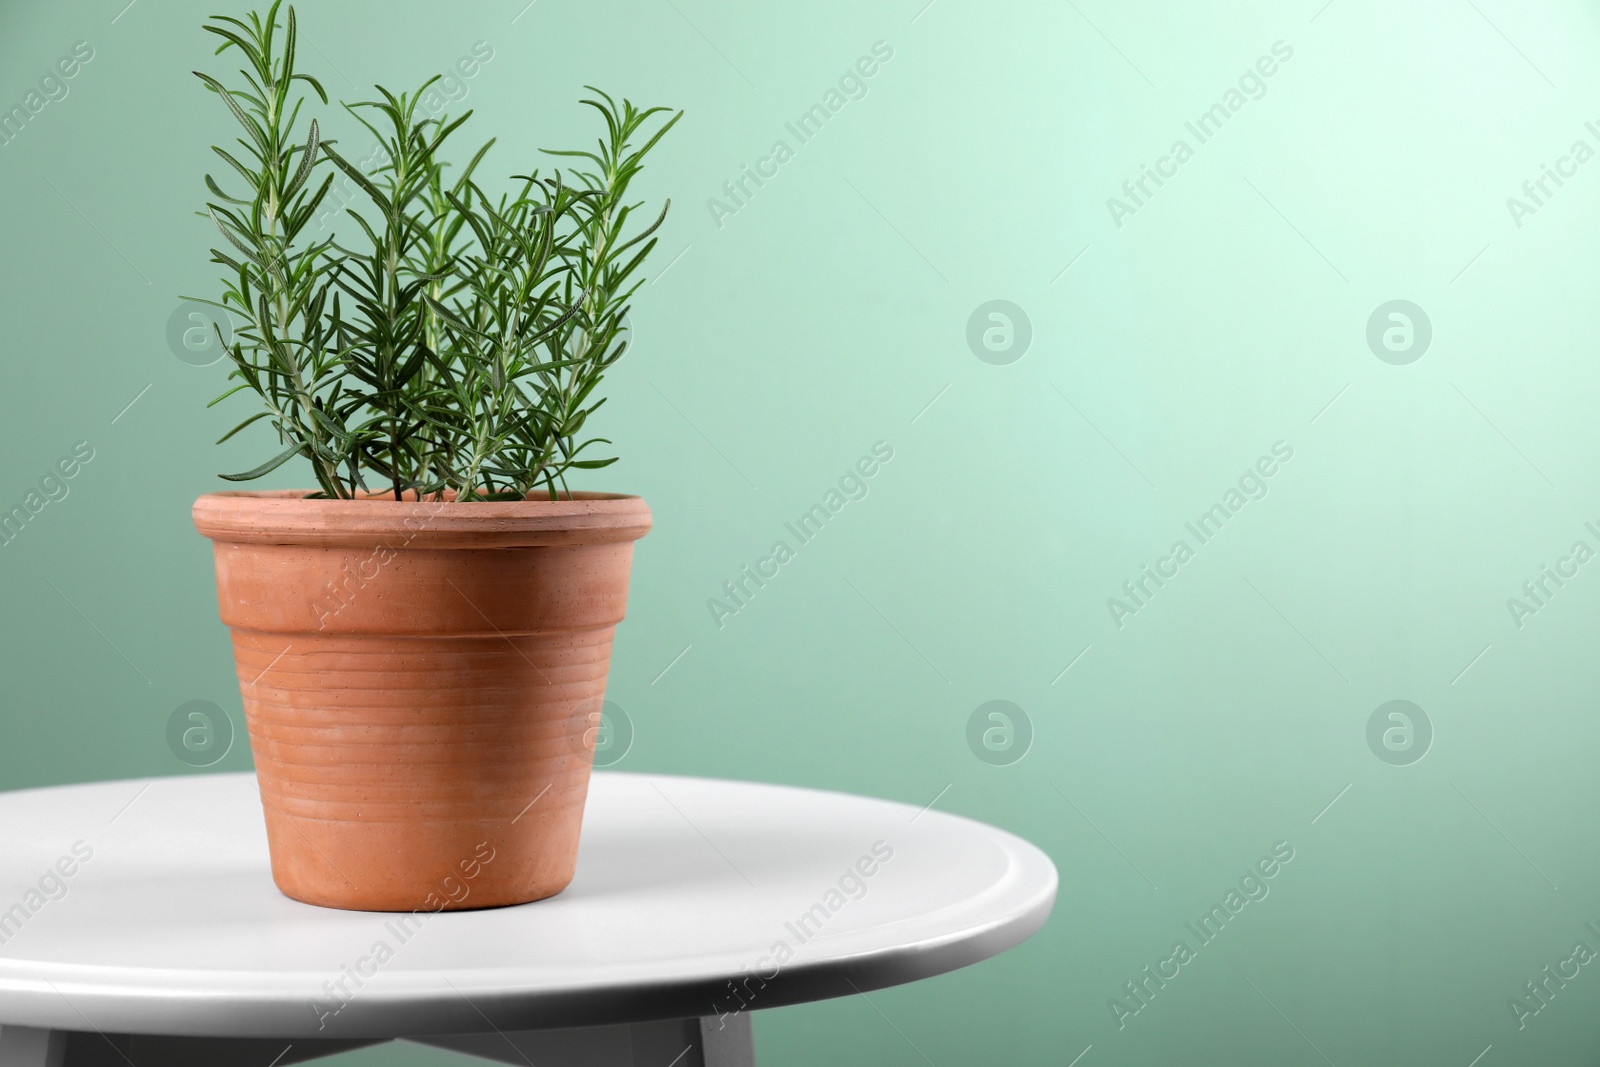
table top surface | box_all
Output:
[0,772,1056,1039]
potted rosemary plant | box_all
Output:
[188,3,679,911]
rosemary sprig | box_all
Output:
[189,3,680,501]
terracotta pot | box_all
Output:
[192,489,651,912]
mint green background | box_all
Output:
[5,0,1600,1062]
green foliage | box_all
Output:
[188,2,680,499]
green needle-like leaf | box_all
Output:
[219,441,305,481]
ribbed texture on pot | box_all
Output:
[195,492,649,912]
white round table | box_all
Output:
[0,773,1055,1066]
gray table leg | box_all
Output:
[0,1027,387,1067]
[0,1028,65,1067]
[411,1012,756,1066]
[698,1013,757,1066]
[0,1015,755,1067]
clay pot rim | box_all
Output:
[194,489,651,548]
